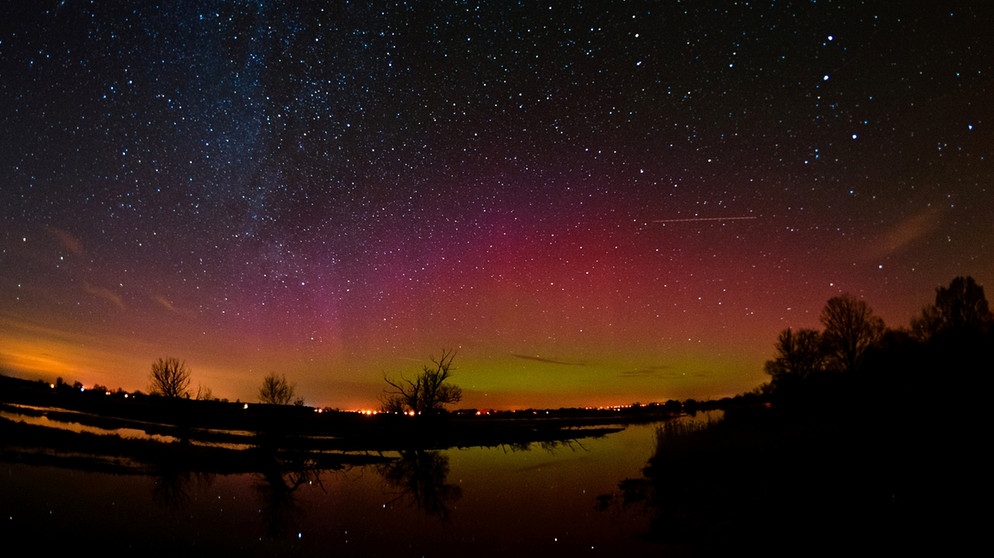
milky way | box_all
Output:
[2,2,992,409]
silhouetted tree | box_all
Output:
[910,276,993,411]
[258,372,296,405]
[819,294,885,374]
[764,328,825,385]
[195,383,213,401]
[382,349,463,415]
[149,357,191,398]
[912,275,992,342]
[858,327,927,407]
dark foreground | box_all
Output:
[0,373,983,554]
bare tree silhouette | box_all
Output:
[195,383,213,401]
[149,357,191,398]
[819,294,885,374]
[258,372,297,405]
[382,349,463,415]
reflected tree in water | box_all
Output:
[150,470,192,509]
[594,419,713,540]
[496,438,590,454]
[539,438,588,453]
[377,450,462,521]
[254,454,326,540]
[151,468,215,510]
[598,412,916,544]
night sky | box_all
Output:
[2,2,992,410]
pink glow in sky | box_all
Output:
[2,3,992,409]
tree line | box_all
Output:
[147,357,304,406]
[147,350,463,413]
[762,275,992,408]
[147,275,989,412]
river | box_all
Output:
[1,416,715,557]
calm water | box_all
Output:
[0,419,700,557]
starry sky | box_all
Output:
[2,1,992,410]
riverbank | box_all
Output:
[1,373,664,473]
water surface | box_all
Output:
[1,420,681,557]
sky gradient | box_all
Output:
[2,2,992,410]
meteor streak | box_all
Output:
[653,216,757,223]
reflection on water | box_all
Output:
[378,450,462,521]
[255,453,327,539]
[151,469,215,510]
[0,404,181,443]
[1,420,672,556]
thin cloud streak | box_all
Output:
[153,295,198,320]
[83,281,125,310]
[47,227,84,255]
[511,354,586,366]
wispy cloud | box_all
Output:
[153,295,197,320]
[511,354,586,366]
[861,207,943,260]
[47,227,84,255]
[83,281,125,309]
